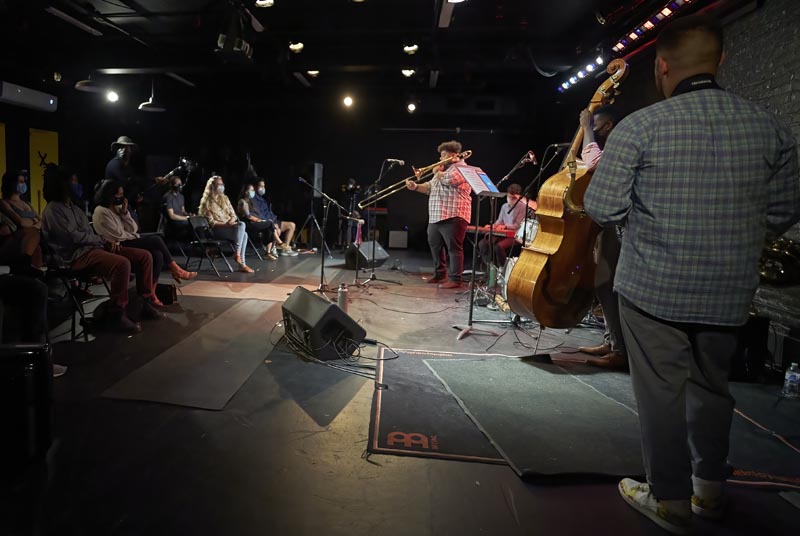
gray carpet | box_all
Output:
[103,299,283,410]
[426,357,645,480]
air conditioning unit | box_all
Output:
[0,81,58,112]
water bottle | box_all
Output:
[783,363,800,398]
[337,283,349,313]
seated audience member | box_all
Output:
[253,178,297,256]
[477,183,528,267]
[162,176,192,239]
[93,181,197,290]
[0,273,66,377]
[198,176,254,273]
[0,170,46,274]
[41,166,162,333]
[238,183,276,260]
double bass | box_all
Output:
[506,59,629,329]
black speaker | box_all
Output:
[345,241,389,270]
[281,286,366,361]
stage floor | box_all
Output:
[7,249,799,535]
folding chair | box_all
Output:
[184,216,234,278]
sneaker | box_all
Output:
[279,249,299,257]
[691,493,727,520]
[53,364,67,378]
[278,243,293,252]
[618,478,692,535]
[270,246,279,257]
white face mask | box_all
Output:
[248,190,255,199]
[216,185,225,194]
[257,187,266,196]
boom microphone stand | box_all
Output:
[363,159,402,287]
[298,177,353,295]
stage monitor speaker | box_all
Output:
[345,241,389,270]
[281,286,366,361]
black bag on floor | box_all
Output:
[156,283,178,305]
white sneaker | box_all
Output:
[618,478,692,535]
[53,364,68,378]
[279,249,299,256]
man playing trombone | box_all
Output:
[405,141,471,289]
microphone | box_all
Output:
[386,158,405,166]
[297,176,309,184]
[549,143,571,150]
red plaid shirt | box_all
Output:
[427,164,472,223]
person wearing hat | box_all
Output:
[103,136,169,225]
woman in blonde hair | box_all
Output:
[198,175,253,273]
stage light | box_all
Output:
[255,0,274,6]
[557,87,565,93]
[106,90,119,102]
[561,82,569,89]
[596,56,604,65]
[613,42,624,52]
[403,44,419,55]
[577,71,586,79]
[661,7,672,16]
[569,76,577,84]
[343,96,353,107]
[644,20,655,30]
[307,70,319,77]
[628,32,638,41]
[138,79,166,112]
[401,69,415,77]
[407,102,416,113]
[289,42,304,53]
[586,64,595,72]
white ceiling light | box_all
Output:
[343,96,354,107]
[255,0,274,6]
[403,44,419,55]
[138,79,166,112]
[289,42,304,53]
[106,90,119,103]
[407,102,417,113]
[307,70,320,77]
[401,69,415,77]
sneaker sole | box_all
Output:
[618,482,690,535]
[691,502,725,520]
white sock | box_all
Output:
[692,475,723,499]
[660,499,691,518]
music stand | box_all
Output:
[452,167,508,340]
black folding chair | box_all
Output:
[184,216,234,278]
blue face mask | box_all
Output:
[257,187,266,196]
[17,182,28,195]
[248,190,255,199]
[71,183,84,200]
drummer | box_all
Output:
[478,183,532,268]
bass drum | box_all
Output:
[501,256,519,301]
[514,217,539,247]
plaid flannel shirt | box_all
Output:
[585,83,800,326]
[426,164,472,224]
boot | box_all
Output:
[169,261,197,284]
[141,299,165,320]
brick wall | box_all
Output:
[718,0,800,239]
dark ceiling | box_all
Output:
[0,0,732,121]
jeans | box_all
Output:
[211,222,248,262]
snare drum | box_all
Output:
[514,218,539,247]
[500,256,518,301]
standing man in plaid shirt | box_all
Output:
[406,140,471,289]
[585,14,800,534]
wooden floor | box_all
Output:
[4,249,798,536]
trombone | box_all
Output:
[358,150,472,209]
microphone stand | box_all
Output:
[298,177,351,296]
[508,145,563,247]
[363,160,402,287]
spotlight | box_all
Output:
[569,76,577,84]
[307,70,320,77]
[255,0,274,6]
[403,44,419,55]
[289,42,304,53]
[106,90,119,102]
[561,82,569,89]
[628,32,638,41]
[401,69,415,77]
[577,71,586,79]
[586,64,595,72]
[407,102,416,113]
[661,7,673,16]
[644,20,655,30]
[596,56,604,65]
[343,96,353,107]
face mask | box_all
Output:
[216,185,225,194]
[71,183,84,200]
[117,147,127,159]
[112,196,125,206]
[248,190,255,199]
[257,187,266,196]
[17,182,28,195]
[172,183,182,191]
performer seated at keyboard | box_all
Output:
[477,183,530,267]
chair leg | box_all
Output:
[220,247,234,273]
[248,238,263,262]
[204,248,221,278]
